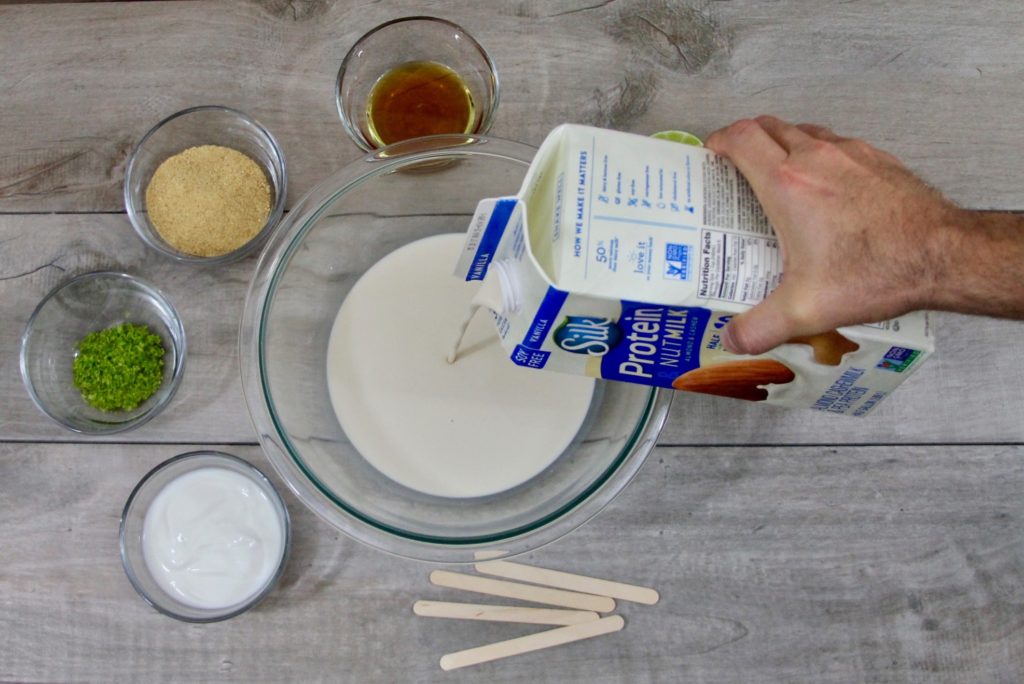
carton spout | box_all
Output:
[475,260,520,315]
[449,260,521,365]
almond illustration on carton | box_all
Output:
[672,359,795,402]
[788,330,860,366]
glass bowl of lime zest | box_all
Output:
[20,271,187,434]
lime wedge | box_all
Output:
[651,130,703,147]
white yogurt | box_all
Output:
[326,233,596,498]
[141,467,285,610]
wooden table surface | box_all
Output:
[3,1,1023,682]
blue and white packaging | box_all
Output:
[456,125,933,415]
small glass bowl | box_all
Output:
[20,272,187,435]
[336,16,500,152]
[123,105,287,264]
[119,451,292,623]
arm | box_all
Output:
[929,210,1024,319]
[704,115,1024,356]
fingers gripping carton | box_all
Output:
[455,124,933,415]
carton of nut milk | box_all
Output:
[456,124,933,416]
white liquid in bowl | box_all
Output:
[326,233,596,498]
[141,467,285,609]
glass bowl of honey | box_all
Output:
[335,16,500,152]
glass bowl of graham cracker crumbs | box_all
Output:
[124,105,287,264]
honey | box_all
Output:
[365,61,475,147]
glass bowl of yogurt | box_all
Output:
[240,134,672,563]
[119,451,291,622]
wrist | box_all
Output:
[912,206,970,312]
[922,209,1024,317]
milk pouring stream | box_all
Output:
[455,124,933,416]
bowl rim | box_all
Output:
[334,15,502,152]
[19,271,188,435]
[123,104,288,265]
[118,450,292,623]
[239,134,672,563]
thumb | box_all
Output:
[720,289,800,356]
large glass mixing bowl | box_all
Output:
[240,135,672,563]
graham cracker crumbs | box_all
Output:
[145,144,272,257]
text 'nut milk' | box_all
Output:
[455,124,933,415]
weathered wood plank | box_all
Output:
[2,442,1023,682]
[5,3,1024,683]
[3,213,1023,444]
[0,1,1022,212]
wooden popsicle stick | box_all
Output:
[429,570,616,613]
[474,560,660,605]
[439,615,625,671]
[413,600,599,625]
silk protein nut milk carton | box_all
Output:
[455,124,933,415]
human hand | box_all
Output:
[704,115,964,356]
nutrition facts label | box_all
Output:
[696,229,782,305]
[702,156,773,236]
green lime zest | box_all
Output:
[651,130,704,147]
[72,322,166,412]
